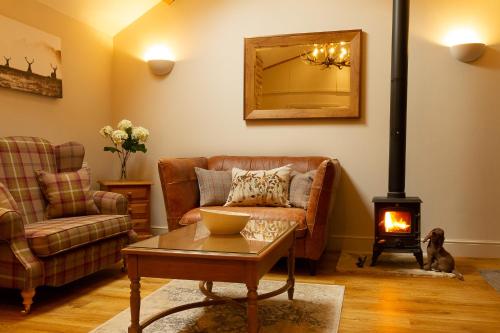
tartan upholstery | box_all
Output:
[41,234,129,287]
[0,137,56,224]
[36,167,100,219]
[0,137,134,302]
[55,142,85,172]
[0,182,18,210]
[24,215,131,257]
[0,208,43,289]
[92,191,129,215]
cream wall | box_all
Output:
[112,0,500,257]
[0,0,114,183]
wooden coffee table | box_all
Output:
[122,219,297,333]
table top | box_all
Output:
[98,180,153,186]
[123,220,296,258]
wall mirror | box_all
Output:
[244,30,361,120]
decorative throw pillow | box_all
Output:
[224,165,292,207]
[194,167,232,206]
[289,170,317,209]
[35,167,99,219]
[0,182,18,210]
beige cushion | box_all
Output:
[194,167,232,206]
[289,170,317,209]
[224,165,292,207]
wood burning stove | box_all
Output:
[371,0,424,267]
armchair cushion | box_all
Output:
[180,206,308,238]
[35,167,99,219]
[24,214,131,257]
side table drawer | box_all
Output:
[111,187,148,200]
[129,202,149,218]
[132,218,149,231]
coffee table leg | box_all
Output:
[287,242,296,300]
[128,277,141,333]
[246,282,259,333]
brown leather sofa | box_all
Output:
[158,156,341,274]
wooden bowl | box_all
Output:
[200,209,250,235]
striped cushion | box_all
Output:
[36,167,99,219]
[195,167,232,206]
[24,214,131,257]
[289,170,317,209]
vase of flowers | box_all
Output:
[99,119,150,180]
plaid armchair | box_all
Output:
[0,136,136,313]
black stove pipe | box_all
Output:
[388,0,410,198]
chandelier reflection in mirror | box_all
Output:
[301,42,351,69]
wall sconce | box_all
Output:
[144,45,175,75]
[444,28,486,63]
[450,43,486,63]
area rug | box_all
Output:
[480,270,500,292]
[90,279,344,333]
[336,251,456,278]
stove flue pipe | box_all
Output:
[388,0,410,198]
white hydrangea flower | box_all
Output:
[99,125,113,137]
[111,130,128,144]
[132,126,150,142]
[117,119,133,131]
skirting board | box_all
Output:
[328,234,500,258]
[151,227,500,258]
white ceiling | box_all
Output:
[36,0,166,36]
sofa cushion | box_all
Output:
[225,165,292,207]
[24,214,131,257]
[35,167,100,219]
[180,206,307,238]
[194,167,232,206]
[289,170,317,209]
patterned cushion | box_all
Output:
[289,170,317,209]
[194,167,232,206]
[224,165,292,207]
[0,182,18,210]
[0,136,57,224]
[35,167,99,219]
[24,214,131,257]
[55,142,85,172]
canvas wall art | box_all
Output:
[0,15,62,98]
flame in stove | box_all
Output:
[382,211,411,233]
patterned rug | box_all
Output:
[336,251,456,278]
[480,270,500,292]
[91,279,344,333]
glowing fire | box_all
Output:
[380,211,411,233]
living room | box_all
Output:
[0,0,499,332]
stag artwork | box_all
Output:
[25,57,34,73]
[3,56,11,67]
[50,63,57,78]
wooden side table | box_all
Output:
[98,180,153,240]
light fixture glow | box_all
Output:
[443,27,483,47]
[144,44,175,61]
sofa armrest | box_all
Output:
[0,208,26,241]
[158,157,208,231]
[92,191,129,215]
[305,159,341,258]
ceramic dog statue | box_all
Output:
[423,228,464,280]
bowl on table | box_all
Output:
[200,209,250,235]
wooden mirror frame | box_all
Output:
[244,29,362,120]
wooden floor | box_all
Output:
[0,253,499,333]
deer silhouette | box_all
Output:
[25,57,34,73]
[50,63,58,78]
[3,56,11,67]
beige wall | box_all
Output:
[112,0,500,257]
[0,0,114,184]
